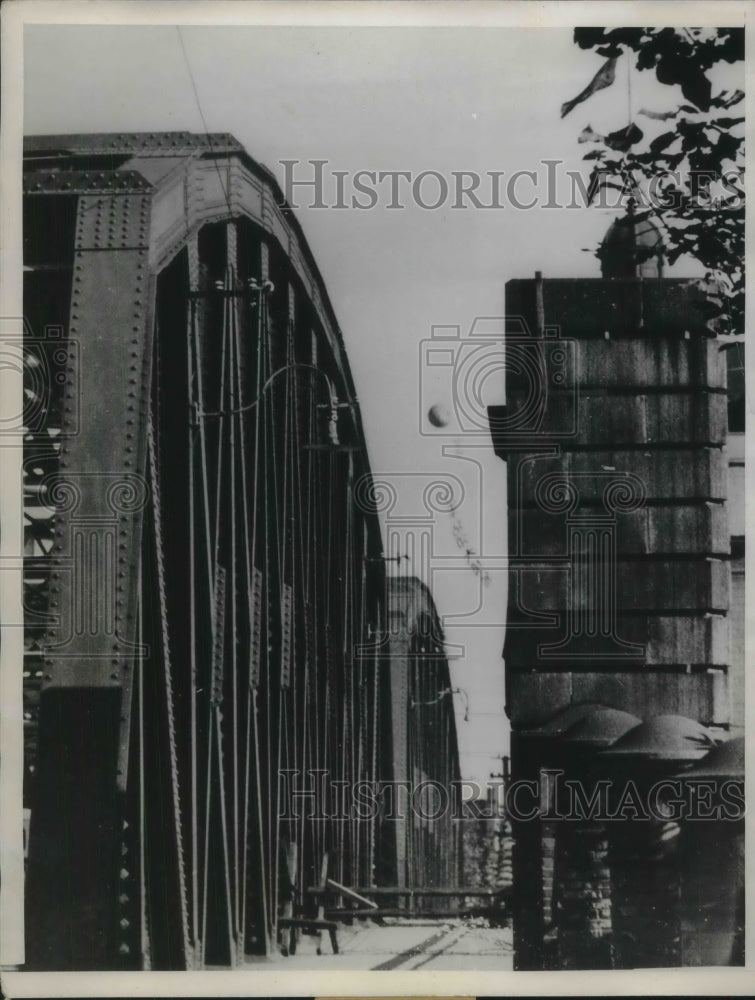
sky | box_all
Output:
[21,17,741,783]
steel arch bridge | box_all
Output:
[20,132,455,970]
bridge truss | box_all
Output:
[21,132,396,969]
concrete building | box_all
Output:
[489,218,744,968]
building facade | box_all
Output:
[489,245,744,967]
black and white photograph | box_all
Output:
[0,1,750,994]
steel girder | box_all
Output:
[22,133,387,971]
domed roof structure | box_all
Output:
[601,714,717,761]
[521,702,604,738]
[561,707,642,748]
[675,735,744,780]
[598,210,664,278]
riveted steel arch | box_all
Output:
[22,132,388,970]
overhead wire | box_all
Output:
[176,27,234,221]
[169,24,398,953]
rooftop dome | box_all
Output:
[521,702,604,738]
[598,210,664,278]
[675,736,744,780]
[561,707,642,748]
[601,714,717,761]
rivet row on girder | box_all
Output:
[114,214,150,645]
[24,131,240,155]
[23,170,152,195]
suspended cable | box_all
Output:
[175,27,234,221]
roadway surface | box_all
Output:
[253,918,513,971]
